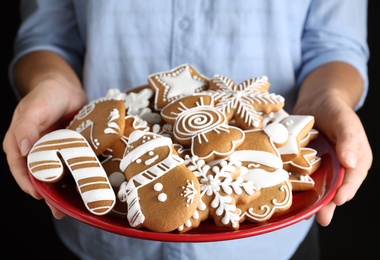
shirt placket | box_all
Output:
[170,0,196,67]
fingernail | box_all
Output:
[344,151,357,168]
[20,139,31,156]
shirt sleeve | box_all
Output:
[8,0,85,99]
[297,0,369,110]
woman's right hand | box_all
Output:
[3,51,88,218]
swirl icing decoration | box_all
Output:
[174,106,226,145]
[161,94,245,162]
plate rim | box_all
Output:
[29,134,344,242]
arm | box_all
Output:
[3,50,87,218]
[4,0,86,218]
[293,61,372,226]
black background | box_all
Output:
[1,2,379,258]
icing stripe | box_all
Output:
[229,150,283,169]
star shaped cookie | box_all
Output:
[148,64,209,111]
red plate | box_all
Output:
[29,134,343,242]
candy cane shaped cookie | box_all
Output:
[27,129,116,215]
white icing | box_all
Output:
[263,122,288,144]
[228,150,283,169]
[154,182,163,191]
[158,193,167,202]
[289,173,315,184]
[242,168,289,188]
[105,88,127,100]
[262,109,289,127]
[106,87,161,125]
[278,115,314,155]
[145,154,159,165]
[181,180,198,206]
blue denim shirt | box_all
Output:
[11,1,369,259]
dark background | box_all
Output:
[1,2,379,259]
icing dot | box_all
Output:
[158,193,167,202]
[285,119,294,126]
[149,151,154,156]
[154,183,163,191]
[108,172,126,187]
[135,158,141,164]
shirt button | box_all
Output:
[179,18,191,30]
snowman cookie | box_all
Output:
[117,130,200,232]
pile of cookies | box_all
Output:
[27,64,321,233]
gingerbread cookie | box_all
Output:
[288,172,315,191]
[106,87,162,125]
[27,129,116,215]
[148,64,209,111]
[228,123,293,223]
[67,97,126,155]
[161,93,245,162]
[99,115,150,218]
[117,130,200,232]
[180,155,260,232]
[277,115,315,162]
[207,74,285,130]
[283,147,321,176]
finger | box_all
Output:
[46,201,66,219]
[332,166,370,207]
[334,120,361,170]
[316,201,336,226]
[3,130,42,199]
[334,131,372,205]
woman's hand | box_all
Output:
[293,62,373,226]
[2,51,87,219]
[311,96,371,226]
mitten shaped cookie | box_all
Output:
[67,97,126,155]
